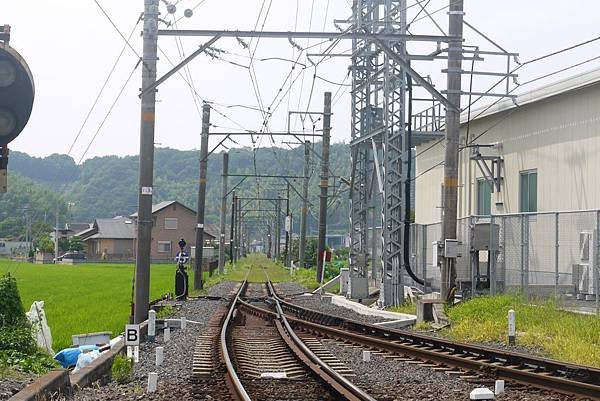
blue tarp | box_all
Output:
[54,345,98,368]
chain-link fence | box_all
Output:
[408,211,600,313]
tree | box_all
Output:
[36,233,54,254]
[69,236,84,252]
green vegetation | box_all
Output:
[193,254,321,295]
[3,146,351,244]
[387,302,417,315]
[155,304,173,319]
[111,355,134,384]
[0,273,59,375]
[0,261,182,350]
[443,294,600,368]
[68,236,84,252]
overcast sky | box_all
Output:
[5,0,600,162]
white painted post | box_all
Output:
[155,346,164,366]
[362,350,371,362]
[181,317,187,330]
[494,380,505,395]
[164,327,171,343]
[148,372,158,393]
[148,310,156,342]
[508,309,516,346]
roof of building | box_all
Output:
[462,67,600,124]
[130,200,196,217]
[66,223,92,233]
[203,223,225,239]
[77,217,134,240]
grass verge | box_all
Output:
[387,303,417,315]
[442,294,600,368]
[0,261,185,350]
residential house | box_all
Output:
[131,201,215,262]
[76,217,135,260]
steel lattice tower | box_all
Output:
[350,0,407,305]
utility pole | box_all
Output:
[218,152,228,273]
[236,197,241,260]
[54,201,59,260]
[316,92,332,282]
[134,0,159,324]
[194,103,211,290]
[285,183,291,267]
[299,140,310,268]
[275,197,281,259]
[230,192,236,263]
[441,0,464,303]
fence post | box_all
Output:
[554,212,559,300]
[502,216,506,292]
[596,211,600,316]
[520,214,525,294]
[490,214,497,296]
[422,224,427,292]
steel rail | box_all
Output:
[220,280,252,401]
[238,297,376,401]
[265,285,600,400]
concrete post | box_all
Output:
[299,141,310,268]
[134,0,160,324]
[508,309,516,345]
[554,212,559,299]
[316,92,332,282]
[440,0,464,304]
[218,153,229,274]
[194,104,211,290]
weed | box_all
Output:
[387,303,417,315]
[111,354,134,384]
[155,305,173,319]
[444,294,600,367]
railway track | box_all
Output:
[192,280,376,401]
[264,280,600,400]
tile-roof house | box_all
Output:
[76,217,135,260]
[131,200,215,261]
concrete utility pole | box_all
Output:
[285,183,291,267]
[218,152,229,274]
[316,92,332,281]
[134,0,159,324]
[194,104,211,290]
[230,192,236,263]
[299,141,310,268]
[275,197,281,259]
[236,197,241,260]
[54,201,59,260]
[440,0,464,303]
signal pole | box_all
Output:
[230,192,236,263]
[194,103,211,290]
[316,92,332,282]
[299,140,310,268]
[134,0,159,324]
[285,183,291,267]
[440,0,464,303]
[218,152,229,273]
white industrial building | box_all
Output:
[416,67,600,223]
[412,68,600,298]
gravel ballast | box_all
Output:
[0,377,34,400]
[322,340,577,401]
[55,280,240,401]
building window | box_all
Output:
[158,241,171,253]
[520,170,538,213]
[164,218,178,230]
[477,179,491,215]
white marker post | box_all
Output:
[156,347,164,366]
[494,380,505,395]
[125,324,140,363]
[180,317,187,330]
[164,327,171,343]
[362,350,371,362]
[148,310,156,342]
[508,309,516,346]
[148,372,158,393]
